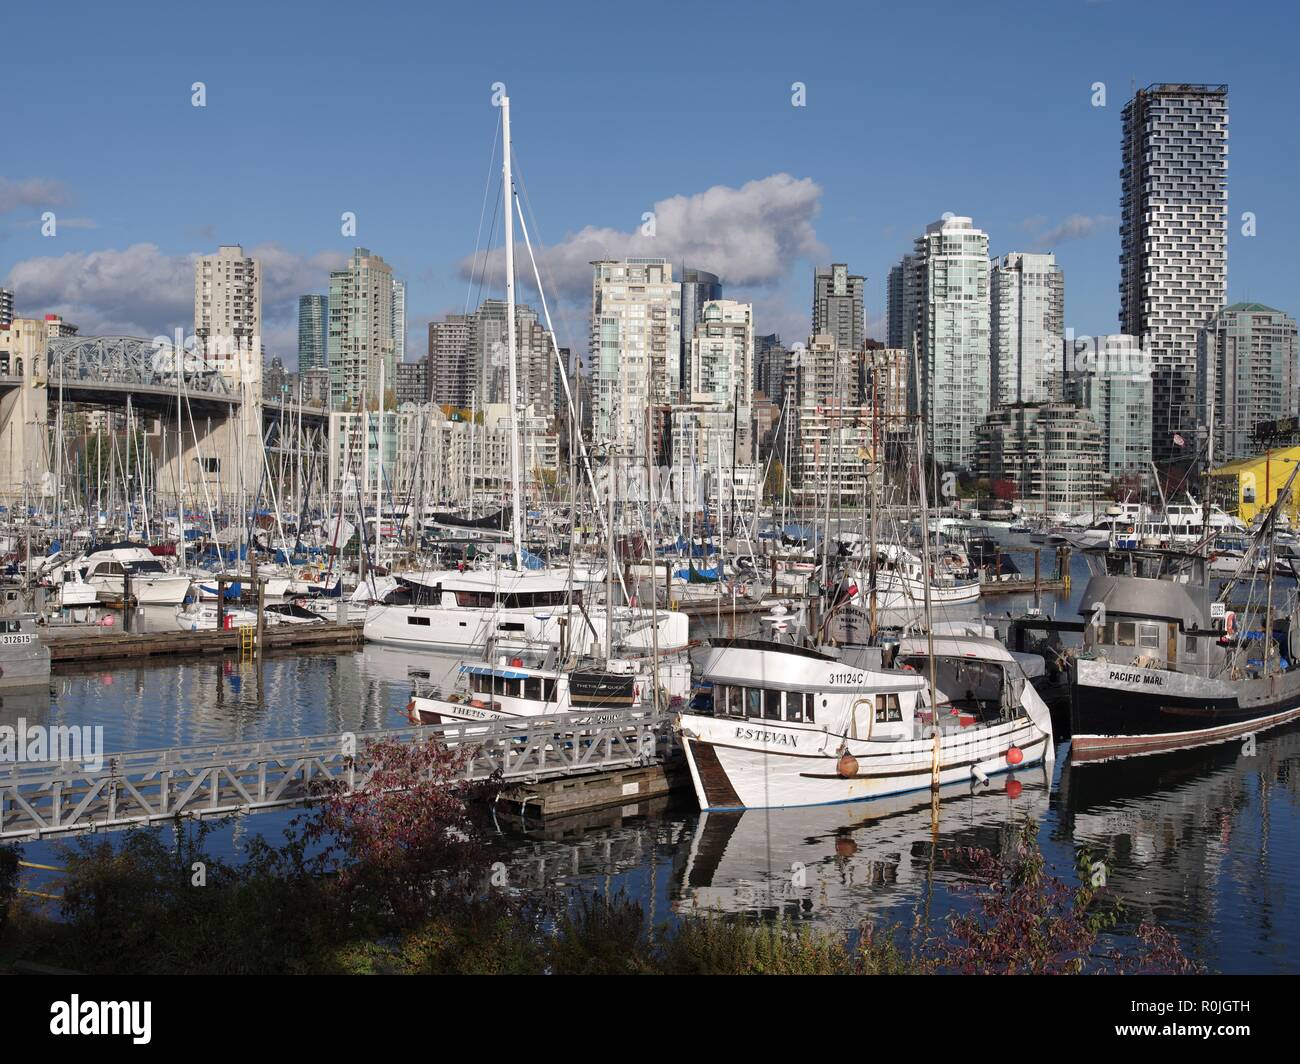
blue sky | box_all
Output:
[1,0,1296,366]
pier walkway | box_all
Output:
[0,707,668,841]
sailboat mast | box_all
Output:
[501,94,525,564]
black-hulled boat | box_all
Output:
[1068,547,1300,761]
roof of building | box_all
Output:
[1209,446,1300,477]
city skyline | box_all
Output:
[1,1,1295,369]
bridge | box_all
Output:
[0,334,327,504]
[0,708,668,841]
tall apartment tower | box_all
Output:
[812,264,865,351]
[1120,83,1228,465]
[886,255,918,355]
[392,279,407,364]
[428,314,473,409]
[679,267,722,386]
[590,258,681,456]
[990,252,1065,405]
[327,247,395,409]
[297,295,328,372]
[911,216,991,469]
[1197,303,1299,461]
[194,245,262,369]
[0,288,13,327]
[470,299,556,416]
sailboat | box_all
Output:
[362,91,687,660]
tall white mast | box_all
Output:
[501,93,524,565]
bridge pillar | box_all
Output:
[0,320,51,506]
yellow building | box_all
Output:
[1207,447,1300,523]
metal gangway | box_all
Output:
[0,708,669,841]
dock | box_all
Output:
[0,706,672,840]
[40,620,364,665]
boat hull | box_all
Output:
[1070,657,1300,761]
[678,715,1047,810]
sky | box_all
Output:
[1,0,1297,369]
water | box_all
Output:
[6,548,1299,973]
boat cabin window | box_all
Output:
[1115,622,1136,647]
[1139,624,1162,650]
[875,693,902,723]
[497,622,526,633]
[717,685,813,723]
[406,616,431,626]
[0,619,20,633]
[764,689,782,720]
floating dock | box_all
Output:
[39,620,364,665]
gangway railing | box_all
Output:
[0,707,670,841]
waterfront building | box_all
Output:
[990,252,1064,405]
[428,313,473,409]
[1207,446,1300,524]
[0,287,13,328]
[812,264,865,351]
[1064,334,1153,479]
[395,359,429,407]
[976,403,1105,508]
[469,298,556,416]
[909,216,991,469]
[327,247,395,410]
[1120,83,1228,465]
[194,244,262,374]
[886,254,919,357]
[392,279,407,365]
[590,258,681,458]
[297,295,328,373]
[1196,303,1299,461]
[680,267,722,387]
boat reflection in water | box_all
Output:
[1056,719,1300,971]
[671,771,1050,929]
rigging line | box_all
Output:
[511,156,580,364]
[463,109,503,317]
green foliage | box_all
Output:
[0,844,19,938]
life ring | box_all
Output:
[1224,610,1236,636]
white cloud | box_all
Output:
[460,173,826,301]
[1028,213,1115,249]
[4,241,346,358]
[0,176,71,215]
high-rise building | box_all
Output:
[194,244,262,370]
[297,294,328,373]
[1197,303,1299,460]
[909,216,991,469]
[428,314,473,409]
[469,299,555,416]
[990,252,1064,405]
[590,258,681,456]
[0,288,13,328]
[392,279,407,364]
[684,300,754,461]
[679,267,722,387]
[43,314,78,340]
[395,358,429,407]
[1065,334,1153,478]
[327,247,395,409]
[792,334,859,409]
[887,255,919,357]
[1120,83,1228,466]
[812,264,865,351]
[753,333,787,399]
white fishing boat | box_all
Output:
[173,603,270,631]
[676,634,1054,810]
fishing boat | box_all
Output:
[676,633,1054,809]
[1068,545,1300,761]
[0,613,51,689]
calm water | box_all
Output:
[5,548,1299,973]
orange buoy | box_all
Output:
[1006,746,1024,766]
[1006,777,1023,799]
[837,751,859,778]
